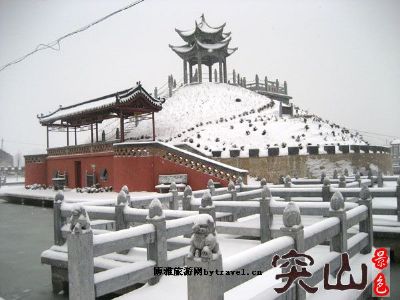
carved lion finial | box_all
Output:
[117,190,127,206]
[339,175,346,182]
[201,190,213,208]
[121,185,129,195]
[184,185,192,197]
[284,175,291,184]
[69,206,91,233]
[360,184,371,201]
[207,179,215,188]
[330,191,344,211]
[228,180,236,191]
[236,176,243,185]
[169,182,177,192]
[323,177,331,186]
[55,190,64,203]
[148,198,164,219]
[283,202,301,228]
[260,178,267,187]
[188,214,220,260]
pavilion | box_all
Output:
[169,14,237,84]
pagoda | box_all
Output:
[169,14,237,84]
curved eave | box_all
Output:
[195,36,231,51]
[227,47,238,56]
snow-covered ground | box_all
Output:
[100,83,366,158]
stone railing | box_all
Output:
[47,142,114,156]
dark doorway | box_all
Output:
[74,161,82,188]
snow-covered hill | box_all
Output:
[110,83,366,157]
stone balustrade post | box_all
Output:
[357,185,373,254]
[284,175,291,202]
[396,178,400,222]
[232,69,236,84]
[147,198,167,285]
[333,169,338,179]
[236,176,244,192]
[279,202,306,300]
[355,173,361,187]
[227,180,237,201]
[377,171,383,188]
[208,179,216,196]
[260,178,267,188]
[329,192,347,252]
[338,175,346,188]
[67,207,95,300]
[183,185,193,211]
[169,182,179,210]
[115,191,128,231]
[199,190,216,221]
[344,168,349,177]
[322,178,331,202]
[260,186,273,243]
[186,215,223,300]
[121,185,131,206]
[320,171,326,184]
[54,191,65,246]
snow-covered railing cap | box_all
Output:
[283,201,301,228]
[169,182,177,192]
[227,180,236,191]
[148,198,164,219]
[261,186,272,199]
[360,184,372,200]
[69,206,91,233]
[117,191,127,206]
[323,177,331,186]
[260,178,267,187]
[54,190,64,203]
[201,190,213,208]
[183,185,192,197]
[330,191,344,211]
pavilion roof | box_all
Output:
[38,84,163,127]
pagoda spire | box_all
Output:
[170,15,237,84]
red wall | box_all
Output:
[46,152,114,188]
[26,152,228,191]
[25,162,47,185]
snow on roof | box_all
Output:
[176,14,226,37]
[196,36,231,50]
[391,139,400,145]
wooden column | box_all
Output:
[223,58,227,83]
[46,126,49,149]
[90,124,93,144]
[208,65,212,82]
[183,60,188,84]
[74,127,77,145]
[152,112,156,141]
[189,64,193,83]
[66,126,69,146]
[120,113,125,142]
[218,59,223,83]
[95,123,98,143]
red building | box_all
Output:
[25,84,247,191]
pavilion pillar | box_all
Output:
[189,64,193,83]
[120,113,125,142]
[90,124,94,144]
[46,126,49,149]
[218,59,223,83]
[183,60,188,84]
[152,112,156,141]
[95,123,98,143]
[208,65,212,82]
[66,126,69,146]
[223,58,227,83]
[197,56,202,83]
[74,127,77,145]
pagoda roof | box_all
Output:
[175,14,227,43]
[38,84,163,127]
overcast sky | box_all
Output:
[0,0,399,157]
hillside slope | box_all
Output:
[113,83,365,157]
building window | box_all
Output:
[100,168,108,181]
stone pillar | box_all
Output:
[219,59,223,83]
[358,185,373,254]
[260,186,273,243]
[186,215,223,300]
[329,191,347,252]
[377,171,383,188]
[207,179,216,196]
[208,65,212,82]
[228,180,237,201]
[183,185,192,211]
[199,190,216,221]
[233,69,236,84]
[333,169,338,180]
[355,173,361,187]
[275,79,279,92]
[284,81,288,94]
[344,168,349,177]
[338,175,346,188]
[54,191,65,246]
[279,202,305,300]
[183,60,188,84]
[67,207,95,300]
[169,182,179,210]
[255,74,259,89]
[236,176,244,192]
[260,178,267,187]
[214,69,218,82]
[115,191,128,231]
[322,178,331,202]
[223,57,227,83]
[265,76,268,92]
[284,175,291,202]
[197,56,202,83]
[189,64,193,83]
